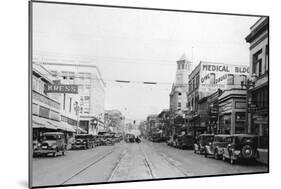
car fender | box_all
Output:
[205,146,211,154]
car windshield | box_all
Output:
[76,135,87,139]
[214,136,225,142]
[201,136,214,142]
[42,135,56,141]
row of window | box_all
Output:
[252,86,269,109]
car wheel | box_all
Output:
[204,151,208,157]
[214,151,219,160]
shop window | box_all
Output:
[69,97,72,113]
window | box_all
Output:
[253,49,263,76]
[236,112,246,121]
[177,63,180,70]
[63,94,66,110]
[181,64,185,69]
[227,74,234,85]
[265,44,269,72]
[69,97,72,113]
[196,75,200,88]
[192,79,195,89]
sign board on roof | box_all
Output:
[44,84,78,94]
[199,62,249,98]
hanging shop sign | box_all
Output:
[44,84,78,94]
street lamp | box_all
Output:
[73,101,81,134]
[241,74,257,134]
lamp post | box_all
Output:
[73,101,81,134]
[241,74,256,134]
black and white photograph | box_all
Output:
[29,1,269,188]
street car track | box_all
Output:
[107,149,128,181]
[139,145,155,179]
[61,149,115,185]
[159,152,194,177]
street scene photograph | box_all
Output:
[30,1,269,188]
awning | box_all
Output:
[32,116,57,130]
[60,122,76,132]
[77,127,87,134]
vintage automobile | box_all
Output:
[125,133,135,143]
[194,134,215,154]
[71,134,95,150]
[222,134,259,164]
[204,134,232,159]
[176,134,194,149]
[33,132,66,157]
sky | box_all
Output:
[32,2,260,122]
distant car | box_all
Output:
[33,132,66,157]
[194,134,214,154]
[176,134,194,149]
[72,134,95,150]
[222,134,259,164]
[204,134,231,159]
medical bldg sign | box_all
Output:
[44,84,78,94]
[199,62,249,95]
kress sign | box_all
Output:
[44,84,78,94]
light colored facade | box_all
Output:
[245,17,269,164]
[34,59,106,135]
[169,54,192,113]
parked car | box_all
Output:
[166,136,175,147]
[204,134,231,159]
[194,134,214,154]
[72,134,95,150]
[33,132,66,157]
[222,134,259,164]
[176,134,194,149]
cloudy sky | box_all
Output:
[32,2,260,122]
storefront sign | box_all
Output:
[44,84,78,94]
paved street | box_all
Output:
[32,140,268,187]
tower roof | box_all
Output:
[178,53,189,61]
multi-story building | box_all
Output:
[32,63,76,148]
[217,88,247,134]
[34,59,106,135]
[187,61,249,137]
[169,54,192,113]
[245,17,269,164]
